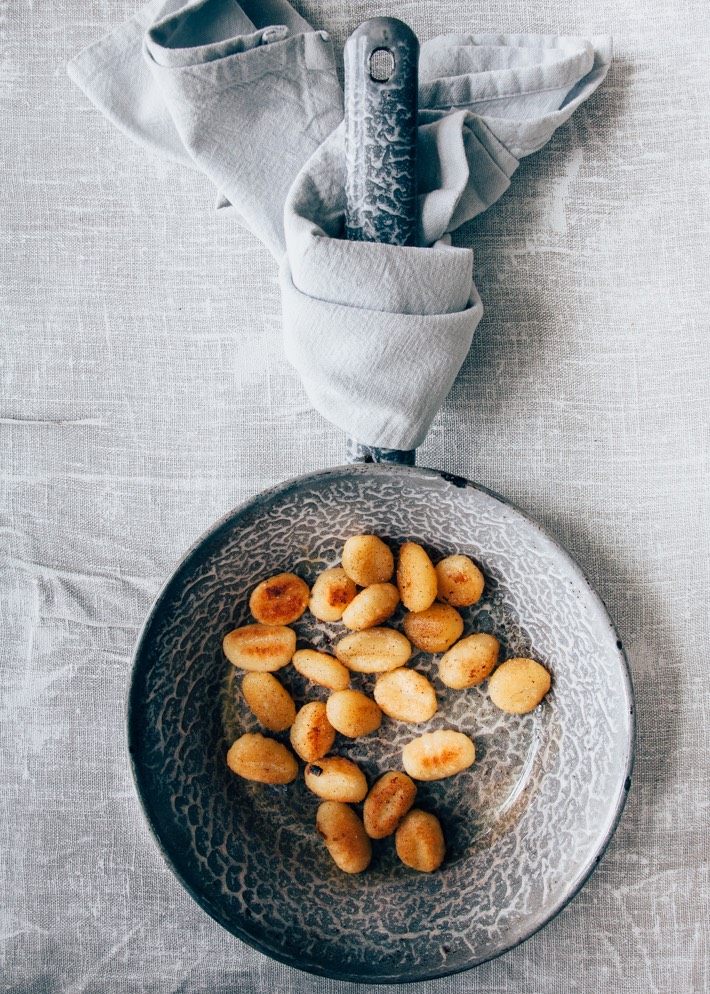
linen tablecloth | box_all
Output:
[2,1,709,992]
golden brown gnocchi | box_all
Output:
[402,729,476,781]
[291,648,350,691]
[241,672,296,731]
[395,809,445,872]
[334,628,411,673]
[341,582,400,630]
[223,530,552,877]
[226,733,298,784]
[402,603,464,653]
[249,572,310,626]
[439,633,500,689]
[308,567,357,622]
[341,535,394,586]
[373,668,438,723]
[223,624,296,672]
[289,701,336,762]
[488,657,551,714]
[435,555,484,607]
[363,771,417,839]
[396,542,438,612]
[304,756,368,802]
[326,690,382,738]
[316,801,372,874]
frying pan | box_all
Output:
[128,18,635,983]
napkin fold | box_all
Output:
[68,0,611,450]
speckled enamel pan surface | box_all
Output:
[128,464,634,983]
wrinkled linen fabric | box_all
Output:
[67,0,611,450]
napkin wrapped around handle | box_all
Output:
[68,0,612,451]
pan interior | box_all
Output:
[129,466,633,982]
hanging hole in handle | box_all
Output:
[369,48,395,82]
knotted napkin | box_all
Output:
[68,0,611,451]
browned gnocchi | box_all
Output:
[363,771,417,839]
[304,756,368,802]
[402,603,464,653]
[249,572,310,626]
[291,648,350,691]
[402,729,476,781]
[435,555,484,607]
[373,668,437,723]
[341,535,394,586]
[223,624,296,672]
[335,628,411,673]
[341,582,400,630]
[326,689,382,738]
[289,701,336,762]
[223,531,552,877]
[241,672,296,731]
[395,809,446,872]
[488,657,551,714]
[226,733,298,785]
[396,542,438,612]
[439,633,500,689]
[308,567,357,622]
[316,801,372,874]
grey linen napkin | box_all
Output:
[68,0,611,451]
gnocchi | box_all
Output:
[221,530,553,877]
[373,668,437,723]
[402,729,476,781]
[395,809,445,872]
[341,582,400,631]
[402,603,464,654]
[292,648,350,691]
[241,672,295,731]
[316,801,372,874]
[488,657,551,714]
[335,628,411,673]
[326,690,382,738]
[363,771,417,839]
[289,701,336,762]
[341,535,394,586]
[223,624,296,672]
[304,756,368,802]
[249,572,309,626]
[396,542,438,612]
[439,633,499,689]
[309,567,357,622]
[435,555,484,607]
[226,733,298,784]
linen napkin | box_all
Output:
[68,0,611,451]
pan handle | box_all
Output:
[344,16,419,245]
[343,16,419,466]
[346,439,417,465]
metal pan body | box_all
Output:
[128,463,634,983]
